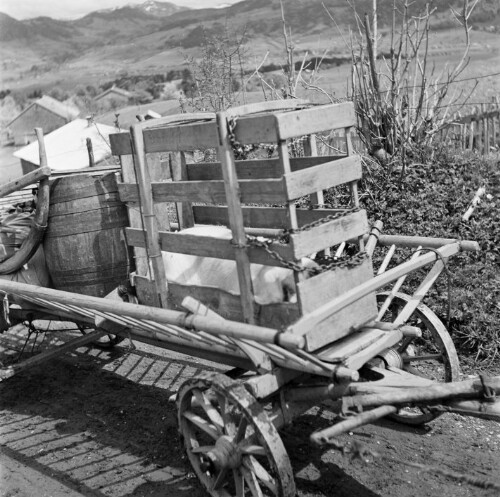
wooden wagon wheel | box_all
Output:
[377,292,460,425]
[177,372,295,497]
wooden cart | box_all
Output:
[0,101,498,497]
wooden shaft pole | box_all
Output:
[310,405,397,445]
[0,280,305,349]
[362,233,479,252]
[0,166,51,199]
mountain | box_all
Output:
[0,0,497,94]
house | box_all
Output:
[93,87,132,111]
[6,96,80,146]
[13,118,123,175]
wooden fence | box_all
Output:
[437,98,500,154]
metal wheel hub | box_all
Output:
[203,435,242,471]
[377,347,405,369]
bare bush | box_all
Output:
[344,0,480,172]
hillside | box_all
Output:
[0,0,499,96]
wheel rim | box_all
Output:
[377,292,460,425]
[177,372,295,497]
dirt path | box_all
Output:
[1,329,499,497]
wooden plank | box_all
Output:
[125,227,294,267]
[301,298,377,351]
[276,102,356,140]
[118,180,286,205]
[290,209,369,258]
[232,102,355,144]
[227,99,308,118]
[167,283,299,330]
[110,132,133,156]
[284,155,362,200]
[170,151,195,229]
[297,257,374,313]
[134,274,161,307]
[192,205,346,229]
[343,330,403,370]
[184,155,344,181]
[287,242,462,339]
[143,120,219,152]
[303,134,324,206]
[296,257,378,351]
[318,328,386,363]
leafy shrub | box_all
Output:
[357,151,500,363]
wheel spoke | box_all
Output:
[183,411,220,440]
[233,468,245,497]
[242,465,264,497]
[240,445,266,457]
[244,455,277,494]
[191,445,215,454]
[234,416,249,443]
[405,353,444,363]
[193,389,224,431]
[217,392,237,436]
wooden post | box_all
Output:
[216,112,255,324]
[130,124,169,308]
[468,120,474,150]
[169,152,195,230]
[86,137,95,167]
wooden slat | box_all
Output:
[284,155,362,200]
[343,330,403,370]
[192,205,346,229]
[301,298,377,351]
[143,120,219,152]
[110,113,216,156]
[166,283,299,329]
[184,155,344,181]
[125,228,294,267]
[318,328,387,363]
[170,151,195,229]
[295,257,377,350]
[289,209,369,258]
[232,102,355,144]
[118,179,286,205]
[297,257,375,314]
[227,99,308,118]
[110,132,133,156]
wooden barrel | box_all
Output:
[44,173,132,297]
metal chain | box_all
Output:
[282,206,361,240]
[244,234,367,275]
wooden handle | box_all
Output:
[0,166,51,199]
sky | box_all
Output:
[0,0,242,20]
